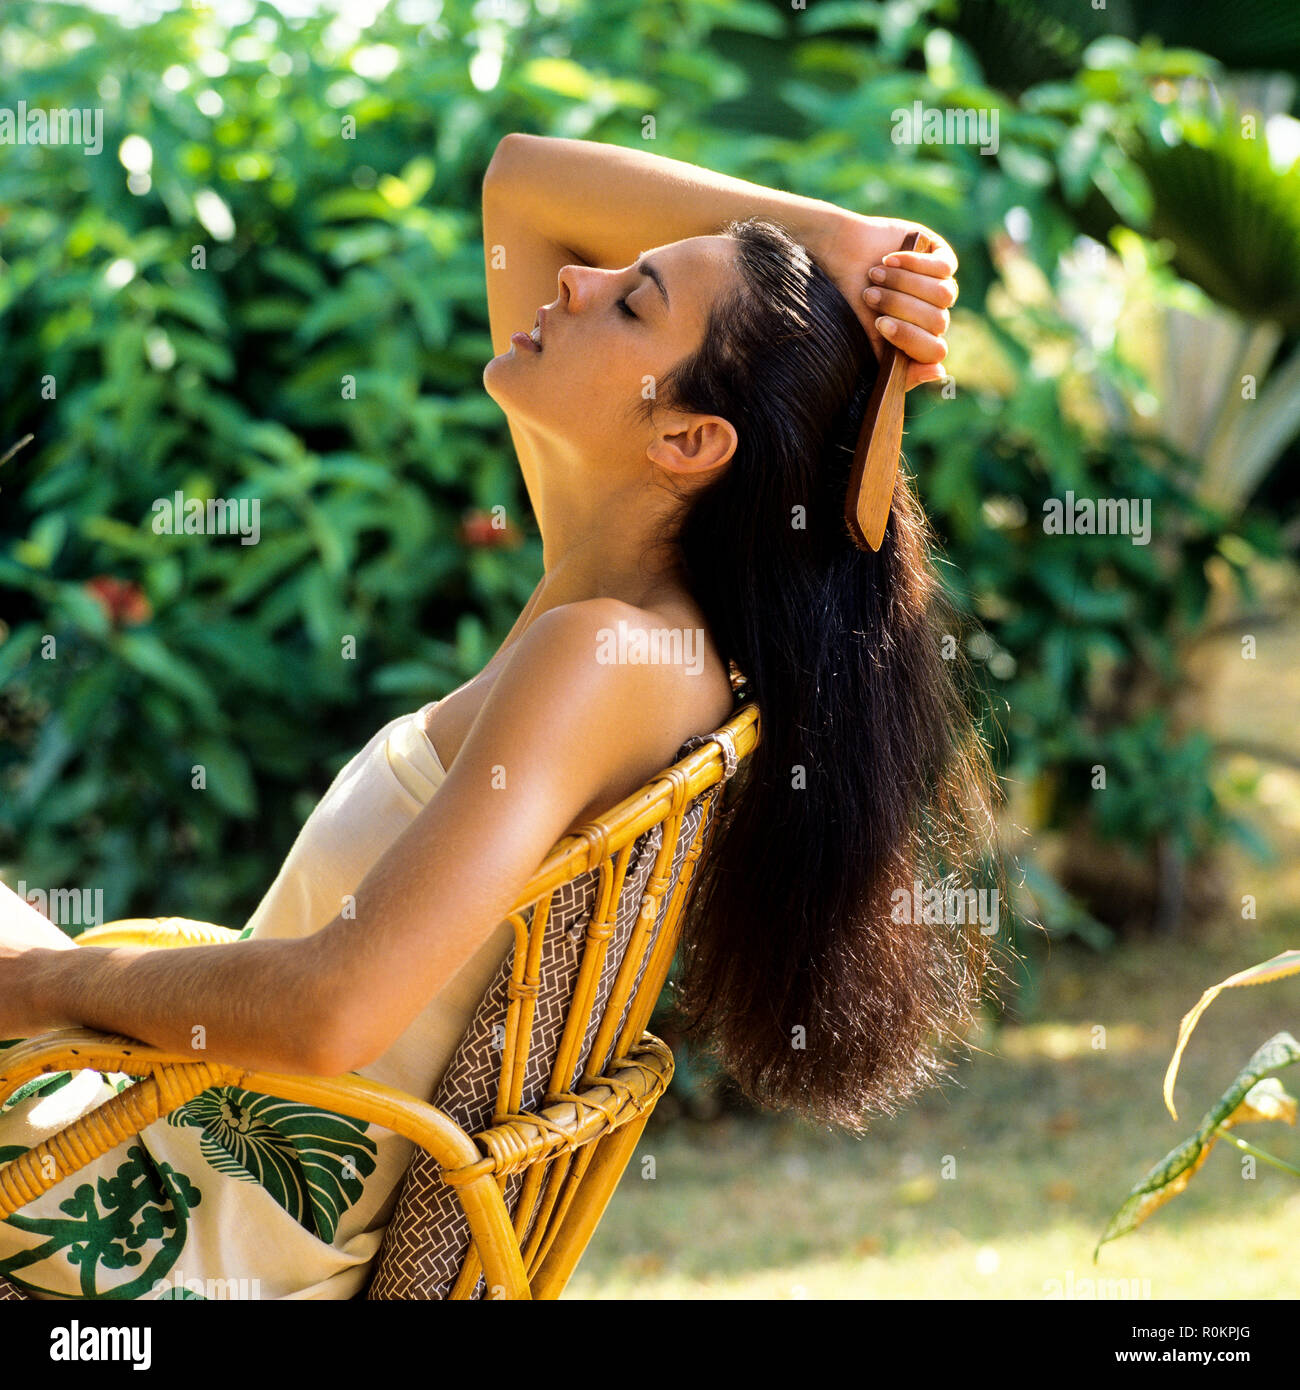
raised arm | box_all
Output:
[486,131,859,274]
[482,133,956,388]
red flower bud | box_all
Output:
[458,509,522,549]
[85,575,152,627]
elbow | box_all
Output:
[483,132,534,204]
[298,1030,356,1079]
[296,999,379,1078]
[286,950,379,1077]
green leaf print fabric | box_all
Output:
[0,1076,380,1298]
[0,697,525,1299]
[164,1088,376,1242]
[0,917,380,1297]
[0,1140,203,1300]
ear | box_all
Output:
[646,412,737,477]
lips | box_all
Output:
[510,305,547,355]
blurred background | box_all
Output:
[2,0,1299,1296]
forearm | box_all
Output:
[485,132,851,268]
[19,936,336,1075]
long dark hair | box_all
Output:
[645,217,1005,1135]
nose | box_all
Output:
[556,264,581,310]
[556,263,609,312]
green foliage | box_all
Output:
[1098,1049,1299,1252]
[0,0,563,921]
[0,3,1293,1073]
[912,370,1266,872]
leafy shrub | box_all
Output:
[0,1,1292,1115]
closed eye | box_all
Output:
[617,296,638,320]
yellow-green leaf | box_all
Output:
[1098,1033,1300,1255]
[1164,950,1300,1119]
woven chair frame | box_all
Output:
[0,701,758,1300]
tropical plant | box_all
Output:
[1,0,1297,1118]
[1097,949,1300,1254]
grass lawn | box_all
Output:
[568,901,1300,1299]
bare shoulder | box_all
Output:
[522,596,730,727]
[504,595,720,731]
[477,597,731,825]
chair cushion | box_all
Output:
[365,737,721,1300]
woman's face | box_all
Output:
[484,234,741,477]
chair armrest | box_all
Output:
[0,1028,533,1298]
[75,917,241,949]
[0,1029,488,1173]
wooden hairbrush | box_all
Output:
[845,229,929,552]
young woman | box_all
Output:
[0,134,995,1299]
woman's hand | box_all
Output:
[811,213,959,391]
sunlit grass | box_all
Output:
[567,901,1300,1300]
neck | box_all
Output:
[516,433,689,618]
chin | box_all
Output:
[482,353,510,400]
[482,356,541,424]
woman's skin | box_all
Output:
[1,135,957,1081]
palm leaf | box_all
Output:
[951,0,1119,93]
[953,0,1300,90]
[1133,0,1300,74]
[1136,120,1300,328]
[167,1087,378,1242]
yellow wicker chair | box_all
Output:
[0,701,758,1300]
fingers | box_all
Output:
[861,229,957,373]
[875,314,948,367]
[864,284,950,337]
[904,360,949,392]
[868,261,957,309]
[885,235,958,280]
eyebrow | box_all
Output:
[635,257,670,311]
